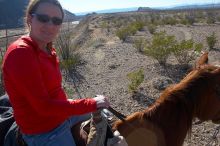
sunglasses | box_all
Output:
[31,13,63,25]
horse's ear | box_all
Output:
[195,52,209,69]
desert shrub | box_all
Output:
[172,39,194,65]
[185,15,195,25]
[179,18,189,25]
[131,21,145,31]
[116,27,131,42]
[55,28,81,80]
[162,17,178,25]
[195,11,205,20]
[217,16,220,22]
[100,21,108,28]
[207,17,216,24]
[147,24,157,34]
[150,13,161,25]
[59,54,81,74]
[194,43,203,52]
[116,21,145,41]
[133,38,147,53]
[206,32,217,50]
[100,21,111,33]
[127,69,144,93]
[144,31,176,66]
[172,39,202,65]
[127,25,138,35]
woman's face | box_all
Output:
[28,2,63,47]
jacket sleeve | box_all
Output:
[3,47,97,117]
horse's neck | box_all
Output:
[146,90,195,146]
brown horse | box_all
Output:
[112,52,220,146]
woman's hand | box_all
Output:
[93,95,110,109]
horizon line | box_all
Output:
[71,2,220,15]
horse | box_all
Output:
[112,52,220,146]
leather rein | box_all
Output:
[107,106,126,121]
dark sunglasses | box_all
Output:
[31,13,63,25]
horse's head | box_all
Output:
[191,52,220,123]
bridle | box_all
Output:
[107,106,126,121]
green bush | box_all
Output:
[206,32,217,50]
[59,55,80,70]
[194,43,203,53]
[217,16,220,22]
[179,18,189,25]
[207,17,215,24]
[127,69,144,93]
[116,27,131,42]
[127,25,138,35]
[55,27,81,80]
[133,38,147,53]
[100,21,108,28]
[116,20,146,41]
[172,39,203,65]
[172,40,192,64]
[162,17,178,25]
[132,21,145,31]
[185,15,195,25]
[144,31,176,66]
[147,24,156,34]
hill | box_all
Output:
[0,0,76,29]
[0,0,28,29]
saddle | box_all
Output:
[71,110,115,146]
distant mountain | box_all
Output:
[137,3,220,11]
[75,7,138,16]
[0,0,28,29]
[63,9,76,22]
[169,3,220,10]
[0,0,76,29]
[76,3,220,15]
[137,7,154,12]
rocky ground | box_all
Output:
[63,14,220,145]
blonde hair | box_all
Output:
[24,0,64,28]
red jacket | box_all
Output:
[2,36,97,134]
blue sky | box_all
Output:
[59,0,220,13]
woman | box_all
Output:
[2,0,110,145]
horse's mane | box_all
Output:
[142,64,219,136]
